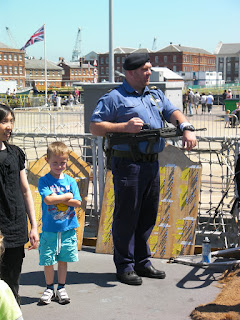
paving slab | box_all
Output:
[20,247,224,320]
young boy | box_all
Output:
[38,142,81,305]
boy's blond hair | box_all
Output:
[226,109,230,114]
[47,141,69,159]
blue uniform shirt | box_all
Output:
[90,80,179,153]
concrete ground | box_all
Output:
[20,248,224,320]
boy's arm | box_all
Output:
[43,192,73,205]
[20,169,39,250]
[60,178,82,208]
[61,198,81,208]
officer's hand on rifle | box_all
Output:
[125,117,144,133]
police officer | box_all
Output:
[90,52,196,285]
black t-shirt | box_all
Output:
[0,143,28,248]
[0,149,7,163]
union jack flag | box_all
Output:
[20,25,44,50]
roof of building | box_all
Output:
[102,47,136,55]
[157,44,212,55]
[25,59,63,70]
[151,67,183,80]
[0,42,12,49]
[132,48,153,53]
[58,60,94,69]
[214,42,240,55]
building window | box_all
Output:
[30,69,32,75]
[4,66,7,74]
[14,54,17,61]
[173,66,176,72]
[227,63,231,72]
[14,66,18,74]
[19,67,23,74]
[117,57,120,63]
[4,54,7,61]
[9,54,12,61]
[9,66,12,74]
[0,66,2,73]
[0,54,2,60]
[19,55,22,61]
[164,56,167,63]
[100,57,104,64]
[122,57,125,63]
[75,70,77,75]
[71,70,74,75]
[36,70,38,75]
[155,56,159,63]
[106,57,109,64]
[173,55,176,63]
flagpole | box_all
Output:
[44,24,47,106]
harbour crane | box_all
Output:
[5,27,19,48]
[152,37,157,51]
[71,27,82,62]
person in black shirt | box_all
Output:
[0,103,39,304]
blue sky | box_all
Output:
[0,0,239,63]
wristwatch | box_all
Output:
[182,125,195,132]
[180,122,195,132]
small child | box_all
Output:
[224,109,230,128]
[38,142,81,305]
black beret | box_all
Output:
[123,52,150,70]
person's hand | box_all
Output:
[125,117,144,133]
[182,130,197,151]
[28,227,39,250]
[64,192,73,201]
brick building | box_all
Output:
[153,44,215,73]
[0,42,25,87]
[58,58,96,86]
[98,45,215,82]
[25,58,63,91]
[214,42,240,83]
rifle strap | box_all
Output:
[150,93,169,128]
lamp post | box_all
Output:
[109,0,114,83]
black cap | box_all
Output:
[123,52,150,70]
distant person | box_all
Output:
[188,88,194,116]
[56,95,61,109]
[222,89,227,111]
[194,91,200,114]
[0,104,39,305]
[0,231,24,320]
[6,88,11,97]
[224,110,231,128]
[74,88,79,105]
[183,92,188,114]
[200,93,207,114]
[226,89,232,99]
[68,93,74,110]
[52,91,57,106]
[206,92,214,114]
[38,142,81,305]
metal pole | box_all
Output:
[109,0,114,83]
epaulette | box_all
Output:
[107,87,118,93]
[150,86,158,90]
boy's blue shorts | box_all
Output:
[39,229,79,266]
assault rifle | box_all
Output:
[106,124,206,154]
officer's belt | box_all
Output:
[112,150,158,162]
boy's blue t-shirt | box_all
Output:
[38,173,81,232]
